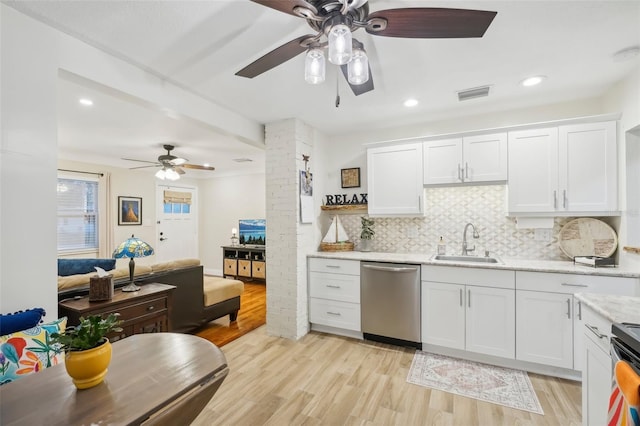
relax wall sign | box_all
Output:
[325,193,368,205]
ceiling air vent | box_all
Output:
[457,85,491,101]
[232,158,253,163]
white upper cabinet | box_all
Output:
[367,143,424,216]
[507,120,617,215]
[423,133,507,185]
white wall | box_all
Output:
[199,173,266,275]
[1,6,59,318]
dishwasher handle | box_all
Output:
[362,264,419,273]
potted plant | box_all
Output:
[360,216,375,252]
[50,313,123,389]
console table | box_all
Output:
[0,333,228,425]
[58,283,176,340]
[222,245,266,281]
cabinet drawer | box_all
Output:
[309,272,360,303]
[224,259,237,275]
[309,258,360,276]
[252,261,266,279]
[238,260,252,277]
[117,297,168,323]
[516,271,638,295]
[309,298,360,331]
[582,304,612,354]
[422,265,515,289]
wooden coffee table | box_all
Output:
[0,333,228,425]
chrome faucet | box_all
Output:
[462,222,480,256]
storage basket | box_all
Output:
[319,241,355,252]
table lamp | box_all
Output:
[231,228,239,246]
[112,234,154,292]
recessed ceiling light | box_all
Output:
[403,98,419,107]
[78,98,93,106]
[521,76,546,87]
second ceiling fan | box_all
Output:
[236,0,497,96]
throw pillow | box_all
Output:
[0,308,46,336]
[0,317,67,385]
[58,258,116,276]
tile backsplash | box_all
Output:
[332,185,578,260]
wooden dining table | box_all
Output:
[0,333,228,425]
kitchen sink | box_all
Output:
[431,255,501,264]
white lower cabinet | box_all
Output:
[308,258,361,334]
[516,290,574,368]
[581,304,612,426]
[421,266,515,359]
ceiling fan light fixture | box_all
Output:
[328,24,353,65]
[347,48,369,85]
[165,168,180,181]
[155,169,167,180]
[305,48,326,84]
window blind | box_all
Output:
[57,178,99,252]
[163,190,192,205]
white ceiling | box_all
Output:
[5,0,640,177]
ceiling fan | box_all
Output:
[123,144,215,180]
[236,0,497,96]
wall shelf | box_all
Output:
[320,204,368,212]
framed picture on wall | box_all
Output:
[341,167,361,188]
[118,196,142,225]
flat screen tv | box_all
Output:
[239,219,266,246]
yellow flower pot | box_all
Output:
[64,339,112,389]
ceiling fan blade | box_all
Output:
[250,0,317,17]
[366,8,497,38]
[175,167,186,175]
[129,164,160,170]
[122,157,159,165]
[182,164,216,171]
[340,64,374,96]
[236,34,316,78]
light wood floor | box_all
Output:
[193,326,582,426]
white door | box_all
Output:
[421,281,465,349]
[155,184,198,263]
[423,138,462,185]
[367,143,424,216]
[465,286,515,359]
[515,290,574,369]
[507,127,559,213]
[463,132,507,182]
[559,121,617,212]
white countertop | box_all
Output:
[575,292,640,324]
[308,251,640,278]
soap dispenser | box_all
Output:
[437,236,446,255]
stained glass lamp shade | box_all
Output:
[112,234,154,292]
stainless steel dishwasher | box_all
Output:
[361,261,421,349]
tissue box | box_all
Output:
[89,275,113,301]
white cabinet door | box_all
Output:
[515,290,574,369]
[507,127,559,213]
[421,281,465,350]
[582,331,611,426]
[465,286,515,359]
[423,138,462,184]
[559,121,617,212]
[463,132,508,183]
[367,143,424,216]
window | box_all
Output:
[57,177,99,252]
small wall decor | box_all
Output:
[341,167,361,188]
[118,196,142,225]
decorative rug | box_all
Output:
[407,351,544,415]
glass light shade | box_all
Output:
[304,48,326,84]
[347,48,369,85]
[113,234,155,292]
[328,24,352,65]
[155,169,166,180]
[165,168,180,181]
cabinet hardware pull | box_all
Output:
[327,311,341,316]
[362,265,418,273]
[561,283,588,287]
[566,298,571,319]
[326,284,341,288]
[468,289,471,308]
[586,324,608,340]
[458,164,462,181]
[554,190,557,209]
[563,190,567,209]
[459,288,463,307]
[465,162,469,179]
[577,301,582,320]
[325,265,340,269]
[147,306,155,311]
